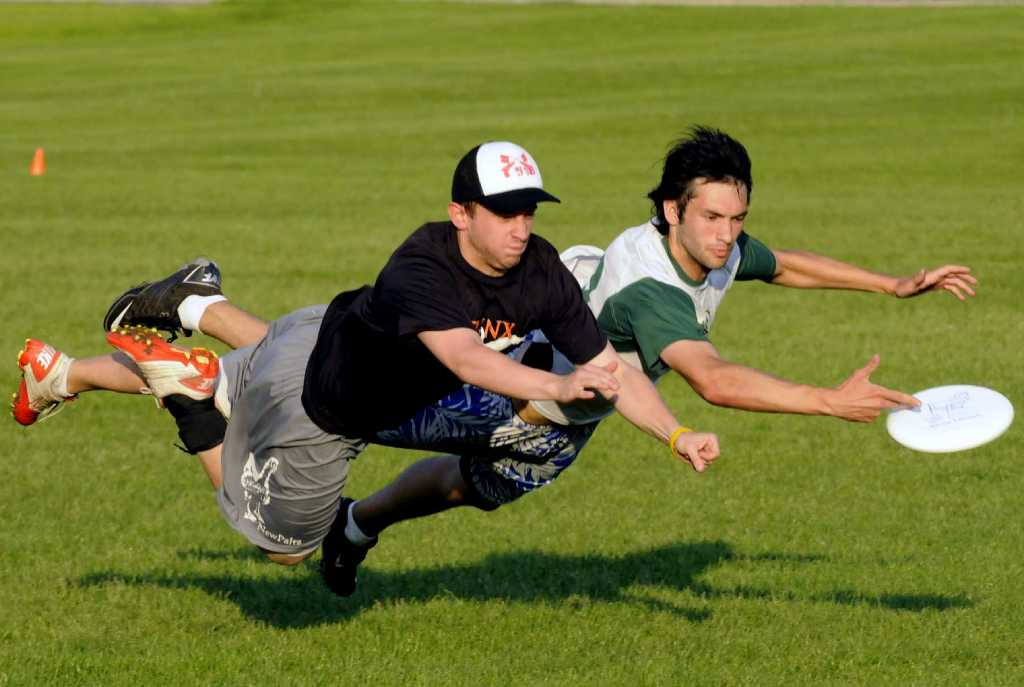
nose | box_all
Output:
[717,219,736,243]
[510,214,531,241]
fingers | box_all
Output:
[699,434,721,463]
[940,276,977,299]
[854,354,881,379]
[832,356,922,420]
[943,284,966,301]
[943,284,967,301]
[834,393,918,422]
[567,364,620,400]
[949,276,978,293]
[950,270,977,285]
[929,266,978,298]
[676,433,721,473]
[576,363,619,390]
[877,385,919,408]
[577,384,613,401]
[932,264,973,278]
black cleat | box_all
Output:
[102,258,222,341]
[320,498,377,597]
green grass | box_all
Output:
[1,1,1023,684]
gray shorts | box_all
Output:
[216,306,366,556]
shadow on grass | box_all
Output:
[78,541,972,628]
[685,581,973,612]
[175,547,268,562]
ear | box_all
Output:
[448,202,469,230]
[662,199,681,226]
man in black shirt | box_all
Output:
[95,141,720,592]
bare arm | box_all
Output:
[661,339,918,423]
[771,250,977,300]
[418,328,620,404]
[585,343,720,472]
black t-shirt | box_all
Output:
[301,221,607,438]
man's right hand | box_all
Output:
[825,355,919,423]
[674,432,721,472]
[554,360,620,403]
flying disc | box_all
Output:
[886,385,1014,453]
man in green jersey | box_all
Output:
[526,125,975,427]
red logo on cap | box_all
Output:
[500,154,536,179]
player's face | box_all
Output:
[450,202,536,277]
[669,179,749,278]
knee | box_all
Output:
[470,498,501,512]
[263,549,313,566]
[455,485,504,512]
[443,479,502,512]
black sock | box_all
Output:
[162,395,227,454]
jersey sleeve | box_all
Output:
[377,250,472,336]
[539,257,607,365]
[735,232,777,282]
[610,279,707,372]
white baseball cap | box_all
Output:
[451,141,560,214]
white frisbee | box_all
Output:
[886,385,1014,453]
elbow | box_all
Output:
[441,353,476,387]
[701,387,732,408]
[690,374,729,407]
[690,370,742,408]
[451,360,481,388]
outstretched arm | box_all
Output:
[418,328,620,405]
[582,343,720,472]
[770,250,977,301]
[662,339,918,423]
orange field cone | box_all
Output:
[29,148,46,176]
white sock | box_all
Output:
[178,294,227,334]
[55,355,75,398]
[344,501,375,545]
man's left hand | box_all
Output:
[893,265,977,300]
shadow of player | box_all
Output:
[78,540,971,629]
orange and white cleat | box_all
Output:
[12,339,77,426]
[106,326,220,402]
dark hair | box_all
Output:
[647,126,753,235]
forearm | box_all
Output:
[694,363,831,415]
[772,250,897,294]
[612,364,690,443]
[452,346,565,401]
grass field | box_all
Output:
[1,1,1023,684]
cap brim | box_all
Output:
[476,188,560,215]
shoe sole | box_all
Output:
[107,326,219,401]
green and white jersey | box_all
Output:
[532,220,776,425]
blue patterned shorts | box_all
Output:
[374,340,597,506]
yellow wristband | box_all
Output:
[668,426,693,459]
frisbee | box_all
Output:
[886,385,1014,453]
